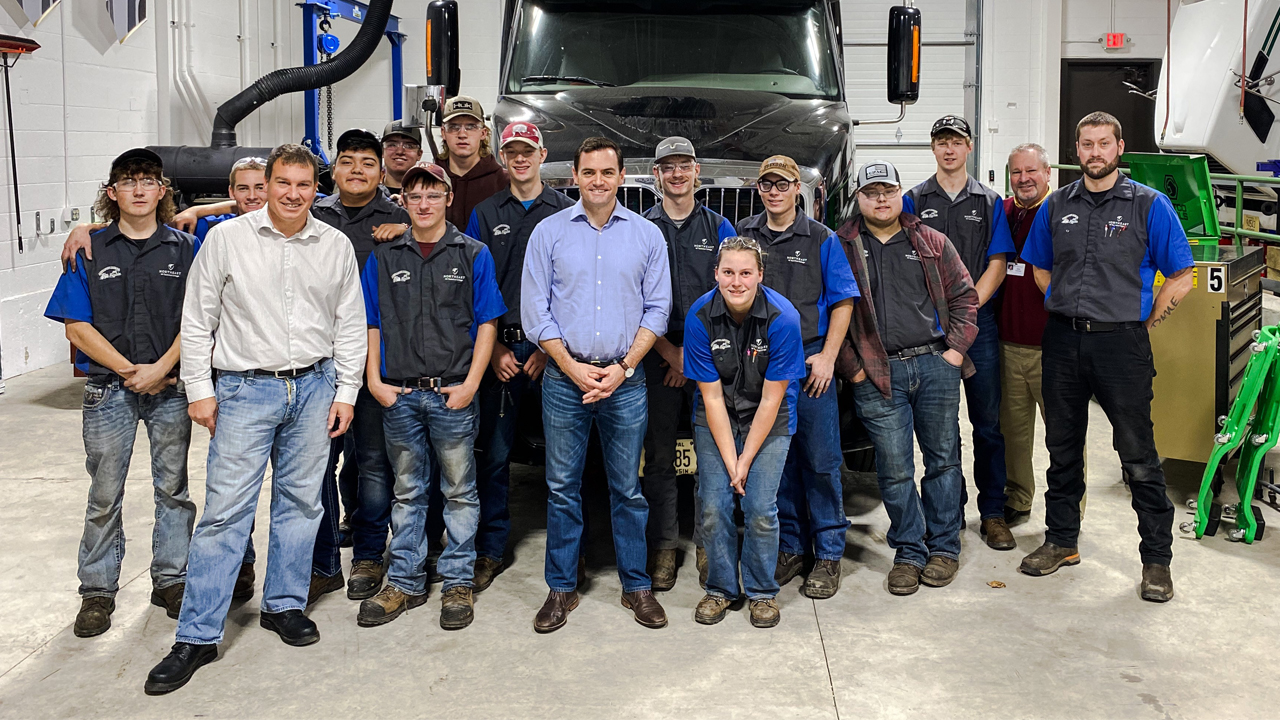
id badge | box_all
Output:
[1007,262,1026,277]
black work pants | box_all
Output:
[1041,316,1174,565]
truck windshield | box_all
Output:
[506,1,842,100]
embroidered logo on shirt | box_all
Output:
[1060,214,1079,225]
[748,338,769,357]
[905,250,921,262]
[920,208,939,219]
[392,270,411,283]
[443,267,466,283]
[964,212,982,222]
[98,266,122,280]
[158,263,182,278]
[711,339,732,351]
[786,250,808,265]
[1104,215,1129,238]
[693,238,715,252]
[493,224,511,236]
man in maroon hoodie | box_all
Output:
[439,95,508,229]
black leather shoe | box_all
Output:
[144,642,217,695]
[259,609,320,647]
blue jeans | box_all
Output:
[313,385,394,574]
[852,352,964,567]
[696,427,790,600]
[542,361,650,593]
[78,380,195,598]
[776,340,849,561]
[382,385,480,594]
[960,307,1009,520]
[175,362,336,645]
[472,339,538,561]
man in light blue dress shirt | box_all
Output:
[521,137,673,633]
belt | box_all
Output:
[1051,313,1144,333]
[382,375,466,391]
[239,362,322,378]
[889,340,949,361]
[501,326,526,343]
[582,358,623,368]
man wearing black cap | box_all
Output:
[308,128,412,605]
[382,119,424,195]
[903,114,1016,550]
[642,136,735,590]
[45,148,199,638]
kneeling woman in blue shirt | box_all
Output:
[683,237,807,628]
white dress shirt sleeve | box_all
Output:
[331,242,368,405]
[180,225,227,403]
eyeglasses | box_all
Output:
[383,140,420,150]
[756,178,793,193]
[442,122,483,135]
[404,192,449,204]
[116,177,161,190]
[657,161,695,175]
[859,187,901,201]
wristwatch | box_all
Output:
[619,359,635,378]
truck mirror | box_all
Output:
[426,0,460,97]
[887,5,921,105]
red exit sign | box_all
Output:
[1105,33,1126,49]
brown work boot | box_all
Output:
[649,549,677,591]
[749,598,780,628]
[981,518,1017,551]
[775,551,805,586]
[694,594,733,625]
[1140,564,1174,603]
[232,562,255,602]
[150,583,185,620]
[74,596,115,638]
[473,557,504,593]
[920,556,959,587]
[695,546,708,589]
[440,586,475,630]
[801,559,841,599]
[621,589,668,629]
[357,585,426,627]
[1019,542,1081,577]
[534,591,579,634]
[346,560,384,600]
[887,563,921,596]
[307,570,345,606]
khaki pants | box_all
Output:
[999,341,1085,515]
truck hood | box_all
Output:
[494,87,851,174]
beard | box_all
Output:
[1081,155,1119,180]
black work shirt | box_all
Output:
[44,223,198,378]
[465,184,573,329]
[643,201,734,346]
[904,175,1014,282]
[862,229,943,353]
[312,192,411,270]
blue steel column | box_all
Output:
[301,3,321,157]
[389,32,405,120]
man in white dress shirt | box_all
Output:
[145,144,367,696]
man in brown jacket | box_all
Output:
[439,95,508,229]
[835,160,978,596]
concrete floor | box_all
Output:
[1,365,1279,720]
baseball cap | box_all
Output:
[856,160,902,189]
[500,122,544,151]
[336,128,382,160]
[381,120,422,146]
[442,95,485,123]
[400,160,452,192]
[930,115,972,140]
[112,147,163,172]
[757,155,801,183]
[654,136,696,163]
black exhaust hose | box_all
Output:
[209,0,395,148]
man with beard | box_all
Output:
[1019,111,1193,602]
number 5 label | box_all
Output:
[1207,266,1225,294]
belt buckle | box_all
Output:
[418,377,442,391]
[271,368,291,379]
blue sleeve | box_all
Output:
[361,254,381,328]
[471,246,508,327]
[717,217,735,242]
[902,193,916,216]
[464,210,481,241]
[819,233,860,304]
[682,310,719,383]
[1147,194,1195,275]
[765,305,807,381]
[987,196,1015,257]
[1020,202,1054,269]
[44,259,94,324]
[194,217,211,242]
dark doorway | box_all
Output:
[1059,60,1162,186]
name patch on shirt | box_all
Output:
[158,263,183,279]
[920,209,939,219]
[786,250,808,265]
[443,267,466,283]
[98,266,122,280]
[392,270,411,283]
[492,224,511,236]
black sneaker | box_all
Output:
[144,642,217,695]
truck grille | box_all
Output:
[560,186,805,226]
